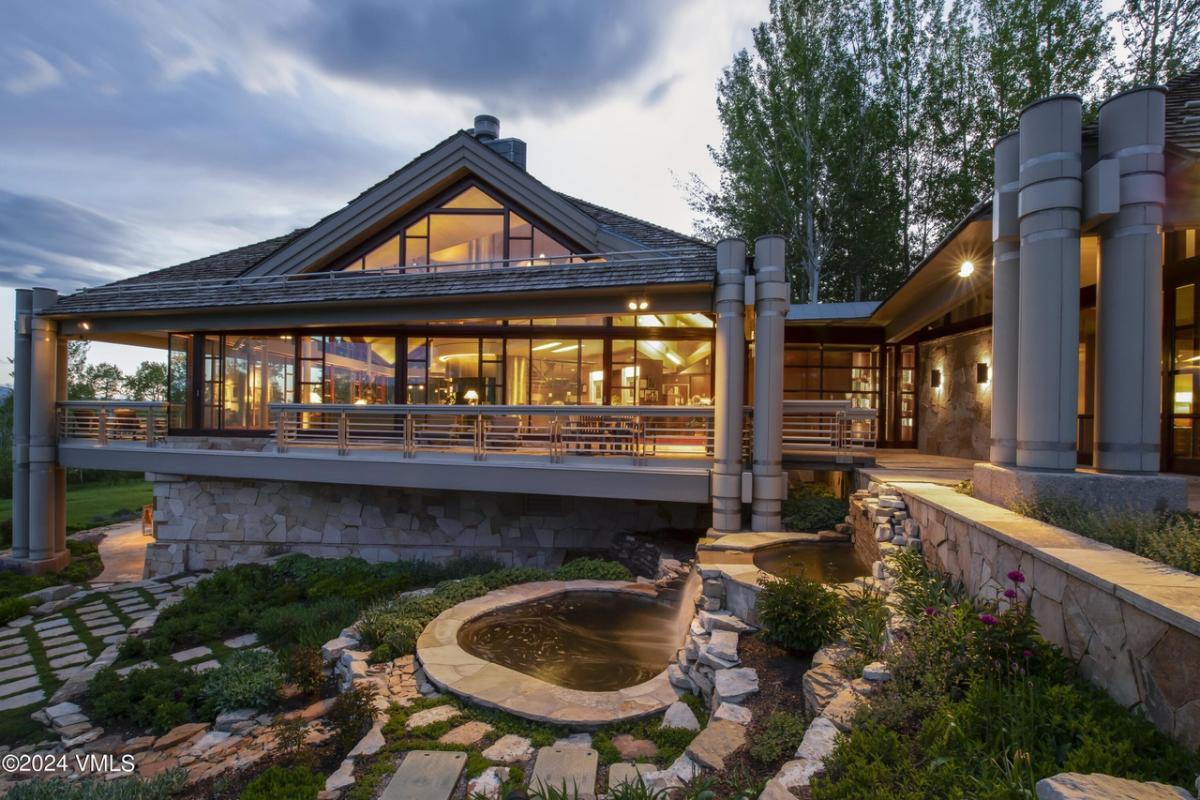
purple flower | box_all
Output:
[924,607,937,616]
[979,613,998,626]
[1007,570,1026,584]
[1022,649,1033,659]
[1003,588,1018,600]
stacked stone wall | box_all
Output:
[144,477,708,577]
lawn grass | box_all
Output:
[0,481,152,539]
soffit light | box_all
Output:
[627,297,650,311]
[958,260,975,277]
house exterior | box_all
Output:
[9,70,1198,576]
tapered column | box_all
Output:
[11,290,32,560]
[711,239,747,533]
[990,133,1020,465]
[1094,86,1166,473]
[751,235,788,531]
[1016,95,1083,470]
[27,288,67,568]
[54,337,68,553]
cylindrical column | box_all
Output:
[54,336,68,553]
[1094,86,1166,473]
[752,235,788,531]
[27,288,60,563]
[711,239,747,534]
[990,133,1020,466]
[1016,95,1083,470]
[11,290,32,560]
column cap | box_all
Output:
[1099,84,1167,109]
[1019,93,1082,119]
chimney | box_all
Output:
[470,114,527,171]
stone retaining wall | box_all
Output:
[888,481,1200,750]
[144,476,707,577]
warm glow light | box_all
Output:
[551,344,580,353]
[308,391,322,403]
[958,260,975,277]
[463,389,479,404]
[627,300,639,311]
[438,352,496,362]
[665,350,684,366]
[638,300,649,310]
[531,341,563,352]
[353,398,368,405]
[79,321,91,331]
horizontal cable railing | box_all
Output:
[782,400,878,451]
[58,401,168,445]
[269,404,721,463]
[63,248,703,298]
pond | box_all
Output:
[752,541,869,583]
[456,588,687,692]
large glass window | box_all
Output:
[222,336,295,429]
[167,334,191,429]
[336,184,579,273]
[611,339,713,406]
[299,336,396,405]
[784,344,880,409]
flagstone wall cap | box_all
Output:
[415,580,683,727]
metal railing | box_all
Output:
[269,404,719,463]
[58,401,168,445]
[782,400,878,451]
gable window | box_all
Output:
[338,184,581,273]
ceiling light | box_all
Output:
[531,341,563,352]
[958,260,975,277]
[627,301,639,311]
[638,300,649,310]
[551,344,579,353]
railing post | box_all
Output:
[276,409,288,454]
[475,414,485,461]
[97,406,107,446]
[146,406,157,447]
[337,411,348,456]
[404,412,414,458]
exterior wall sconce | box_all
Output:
[977,363,989,384]
[931,369,942,389]
[958,260,975,277]
[627,298,649,311]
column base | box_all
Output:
[972,462,1187,513]
[0,550,71,576]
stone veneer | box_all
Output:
[918,328,992,460]
[869,480,1200,750]
[144,475,707,577]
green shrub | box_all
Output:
[326,683,378,753]
[749,711,808,765]
[87,663,208,734]
[203,649,285,712]
[285,646,326,696]
[1012,494,1200,575]
[255,596,359,649]
[553,558,633,582]
[0,596,32,624]
[756,572,843,653]
[239,765,324,800]
[840,584,889,659]
[6,770,188,800]
[782,484,848,532]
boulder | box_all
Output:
[862,662,892,683]
[667,664,695,691]
[759,778,797,800]
[641,753,702,793]
[685,719,747,771]
[698,611,752,634]
[713,703,752,726]
[821,686,863,733]
[325,758,356,793]
[153,722,208,751]
[802,663,847,716]
[662,701,700,731]
[714,668,758,705]
[214,708,256,732]
[1035,773,1195,800]
[320,636,357,664]
[404,704,460,731]
[467,766,510,800]
[707,630,739,662]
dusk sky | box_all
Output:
[0,0,767,375]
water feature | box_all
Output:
[456,571,698,692]
[752,541,869,582]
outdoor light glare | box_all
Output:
[79,321,91,331]
[638,300,649,310]
[958,260,975,277]
[627,300,639,310]
[931,369,942,389]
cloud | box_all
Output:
[642,75,678,106]
[0,190,140,290]
[3,49,62,95]
[283,0,685,115]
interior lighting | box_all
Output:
[551,344,580,353]
[531,341,563,352]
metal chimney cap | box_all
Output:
[473,115,500,142]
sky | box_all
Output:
[0,0,769,377]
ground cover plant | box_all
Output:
[6,769,188,800]
[1012,494,1200,575]
[809,553,1200,799]
[782,483,848,532]
[0,539,104,611]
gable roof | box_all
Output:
[48,130,712,317]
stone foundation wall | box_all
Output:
[918,328,992,460]
[145,477,708,577]
[891,480,1200,750]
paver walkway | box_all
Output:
[381,750,467,800]
[92,521,150,584]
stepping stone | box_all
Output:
[685,720,747,771]
[438,721,493,746]
[611,734,658,760]
[0,689,44,711]
[530,745,598,800]
[49,651,90,669]
[33,617,70,633]
[116,661,155,677]
[53,667,83,681]
[45,701,82,720]
[90,625,125,637]
[0,653,31,670]
[0,664,37,681]
[103,634,126,645]
[171,646,213,663]
[481,734,534,764]
[381,750,466,800]
[609,763,656,790]
[405,705,460,731]
[0,676,42,698]
[189,659,220,673]
[223,633,258,649]
[39,635,80,651]
[0,642,28,659]
[45,641,88,658]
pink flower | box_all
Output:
[1007,570,1026,584]
[979,614,998,626]
[924,607,937,616]
[1022,649,1033,659]
[1003,588,1017,599]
